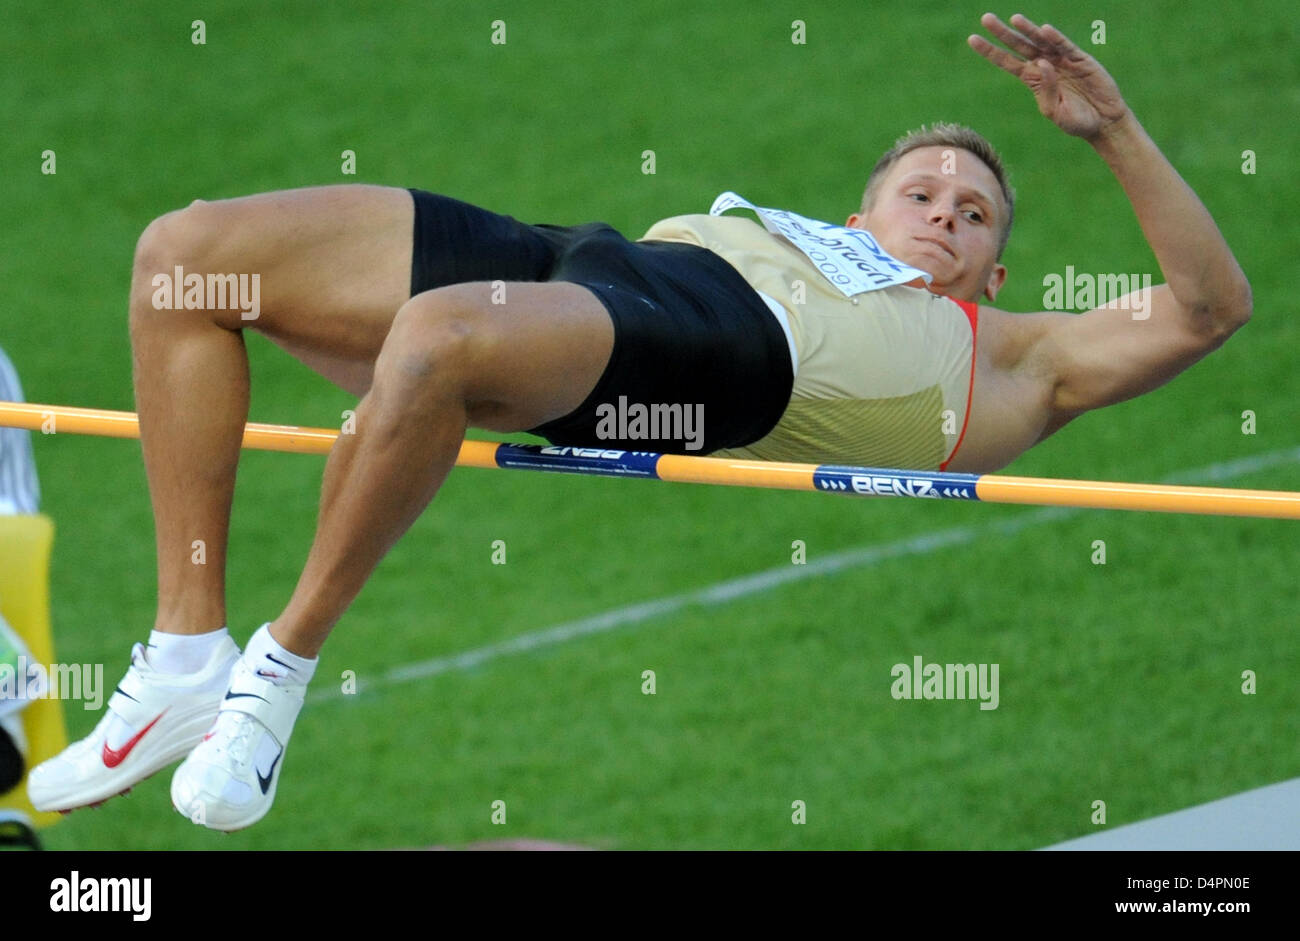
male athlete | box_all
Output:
[29,14,1250,830]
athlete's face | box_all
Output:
[847,146,1008,303]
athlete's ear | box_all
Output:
[846,212,864,229]
[983,263,1007,302]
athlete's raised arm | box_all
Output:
[970,13,1251,418]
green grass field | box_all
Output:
[2,0,1297,849]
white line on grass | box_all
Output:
[312,446,1300,704]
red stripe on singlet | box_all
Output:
[939,297,979,471]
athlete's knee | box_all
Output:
[132,200,223,282]
[373,286,490,399]
[129,199,254,334]
[131,203,212,323]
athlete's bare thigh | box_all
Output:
[165,184,413,396]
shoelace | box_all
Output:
[208,712,260,768]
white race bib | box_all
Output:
[709,191,932,298]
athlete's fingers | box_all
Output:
[1008,14,1056,54]
[968,33,1025,78]
[1038,21,1090,66]
[978,12,1041,60]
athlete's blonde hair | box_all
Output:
[861,123,1015,260]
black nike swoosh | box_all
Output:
[267,654,295,672]
[224,691,270,703]
[114,685,139,703]
[257,751,282,794]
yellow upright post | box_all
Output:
[0,514,66,827]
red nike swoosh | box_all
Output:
[101,713,165,768]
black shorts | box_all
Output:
[407,188,793,454]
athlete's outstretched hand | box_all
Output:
[969,13,1131,141]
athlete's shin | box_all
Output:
[129,207,250,636]
[271,307,472,658]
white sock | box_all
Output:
[243,623,316,687]
[146,627,231,675]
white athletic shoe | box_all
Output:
[170,657,305,831]
[27,637,241,812]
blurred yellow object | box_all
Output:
[0,513,66,827]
